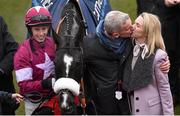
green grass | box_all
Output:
[0,0,31,43]
[110,0,137,21]
[0,0,179,115]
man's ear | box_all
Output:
[112,32,120,38]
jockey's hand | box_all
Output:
[41,78,56,89]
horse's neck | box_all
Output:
[58,36,82,49]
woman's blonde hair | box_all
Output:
[140,12,165,57]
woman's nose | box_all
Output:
[39,30,45,35]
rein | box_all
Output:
[23,91,54,103]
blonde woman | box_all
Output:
[123,12,174,115]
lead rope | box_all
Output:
[80,77,87,115]
[79,46,87,115]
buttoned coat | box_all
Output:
[124,49,174,115]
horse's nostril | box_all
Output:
[61,104,67,110]
[66,106,70,110]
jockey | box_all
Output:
[14,6,56,115]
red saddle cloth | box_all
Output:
[39,95,79,115]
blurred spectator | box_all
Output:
[136,0,156,15]
[0,16,19,115]
[0,91,23,114]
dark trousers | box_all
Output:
[168,51,180,99]
[161,18,180,101]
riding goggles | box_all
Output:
[31,15,51,23]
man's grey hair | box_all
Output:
[104,10,130,34]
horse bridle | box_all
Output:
[57,89,75,114]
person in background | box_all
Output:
[136,0,156,15]
[14,6,56,115]
[0,91,23,114]
[136,0,180,106]
[0,16,19,115]
[83,10,170,115]
[155,0,180,107]
[123,12,174,115]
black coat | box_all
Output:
[136,0,156,15]
[0,16,19,115]
[83,33,132,114]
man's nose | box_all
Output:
[130,26,134,32]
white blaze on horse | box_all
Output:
[63,54,73,77]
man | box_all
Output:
[83,10,170,115]
[0,16,19,114]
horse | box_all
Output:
[52,0,86,114]
[32,0,98,114]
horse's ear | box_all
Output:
[52,29,61,46]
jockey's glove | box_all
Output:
[41,78,56,89]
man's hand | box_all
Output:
[160,56,170,74]
[165,0,179,7]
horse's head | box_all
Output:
[52,0,85,82]
[53,78,80,114]
[52,0,86,114]
[54,48,83,83]
[53,0,86,49]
